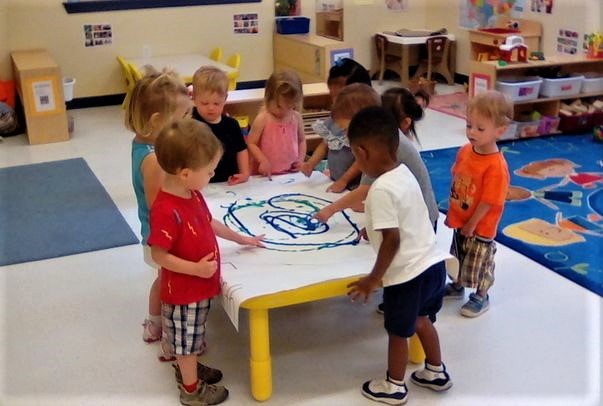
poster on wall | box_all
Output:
[530,0,553,14]
[384,0,407,12]
[459,0,526,29]
[83,24,112,48]
[233,13,259,34]
[276,0,300,16]
[556,28,579,55]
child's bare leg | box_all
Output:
[414,316,442,366]
[177,354,199,386]
[149,271,161,316]
[387,334,408,381]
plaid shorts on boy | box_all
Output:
[162,299,210,356]
[450,230,496,292]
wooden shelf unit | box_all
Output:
[273,33,353,84]
[469,18,542,61]
[469,55,603,120]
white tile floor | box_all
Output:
[0,84,601,406]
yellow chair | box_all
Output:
[128,62,143,81]
[209,47,223,62]
[116,56,136,109]
[226,53,241,91]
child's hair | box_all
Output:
[347,106,400,156]
[381,87,425,143]
[264,70,303,109]
[331,83,381,121]
[192,66,229,97]
[467,90,513,127]
[155,118,223,175]
[125,66,189,136]
[413,88,431,107]
[328,58,372,87]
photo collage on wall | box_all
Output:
[83,24,112,47]
[556,28,579,55]
[530,0,553,14]
[233,13,259,34]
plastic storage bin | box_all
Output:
[558,113,592,133]
[537,115,560,135]
[516,120,540,138]
[496,76,542,101]
[276,17,310,34]
[539,75,584,98]
[581,73,603,93]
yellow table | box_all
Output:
[241,276,426,401]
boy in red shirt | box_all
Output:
[148,119,263,405]
[444,90,511,317]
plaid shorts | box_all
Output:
[450,230,496,291]
[161,299,210,356]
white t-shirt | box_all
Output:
[365,164,453,287]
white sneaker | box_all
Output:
[361,374,408,405]
[410,363,452,391]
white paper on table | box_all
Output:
[204,172,375,329]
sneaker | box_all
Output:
[443,283,465,300]
[158,343,176,363]
[179,381,228,406]
[460,293,490,318]
[410,363,452,391]
[376,303,385,315]
[142,319,161,343]
[361,374,408,405]
[173,362,223,385]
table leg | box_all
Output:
[401,44,410,87]
[408,334,425,364]
[248,308,272,401]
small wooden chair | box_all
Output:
[413,35,453,85]
[374,33,403,84]
[209,47,223,62]
[226,53,241,91]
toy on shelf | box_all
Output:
[499,35,528,63]
[585,32,603,59]
[529,51,545,61]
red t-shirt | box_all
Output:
[445,144,509,239]
[148,190,221,305]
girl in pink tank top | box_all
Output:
[247,70,306,177]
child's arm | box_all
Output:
[151,245,217,278]
[300,140,328,177]
[314,184,370,223]
[348,228,400,303]
[291,112,307,172]
[461,202,491,237]
[228,149,251,185]
[141,154,164,208]
[246,111,271,178]
[211,219,264,247]
[327,162,362,193]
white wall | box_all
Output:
[0,0,9,78]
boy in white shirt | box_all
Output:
[347,106,454,405]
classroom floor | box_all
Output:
[0,83,601,406]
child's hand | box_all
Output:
[290,161,302,172]
[227,173,249,186]
[460,222,476,237]
[258,160,272,179]
[356,227,369,242]
[326,180,347,193]
[300,162,314,177]
[238,233,265,248]
[313,206,335,223]
[350,200,365,213]
[347,276,380,304]
[196,252,218,278]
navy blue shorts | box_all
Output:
[382,261,446,338]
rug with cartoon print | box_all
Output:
[422,134,603,297]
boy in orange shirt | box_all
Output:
[444,90,511,317]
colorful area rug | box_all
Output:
[421,134,603,297]
[0,158,139,266]
[428,91,468,120]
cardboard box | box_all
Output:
[11,49,69,144]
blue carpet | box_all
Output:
[0,158,139,266]
[422,134,603,297]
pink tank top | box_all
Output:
[259,112,300,174]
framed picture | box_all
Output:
[330,48,354,66]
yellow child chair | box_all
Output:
[128,62,143,81]
[226,53,241,91]
[209,47,223,62]
[116,56,136,109]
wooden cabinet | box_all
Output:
[273,33,353,84]
[469,55,603,120]
[469,18,542,61]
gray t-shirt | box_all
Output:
[361,133,439,227]
[313,117,360,188]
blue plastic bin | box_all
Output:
[276,17,310,34]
